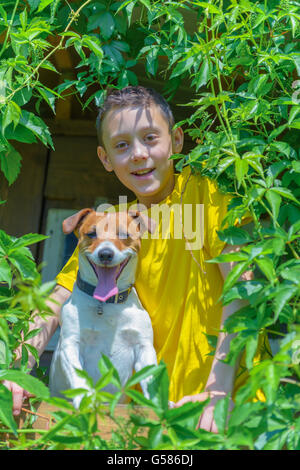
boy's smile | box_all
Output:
[97,103,183,208]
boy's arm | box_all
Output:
[175,244,253,433]
[2,284,71,416]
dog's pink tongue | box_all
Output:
[93,265,119,302]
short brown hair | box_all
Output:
[96,86,175,147]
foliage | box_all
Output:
[0,0,299,450]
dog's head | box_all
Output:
[62,209,155,301]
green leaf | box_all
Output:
[103,44,124,66]
[149,425,164,448]
[289,120,300,129]
[0,370,49,400]
[279,262,300,282]
[8,251,37,280]
[0,258,12,287]
[273,285,298,321]
[217,226,253,245]
[266,190,282,221]
[196,58,210,89]
[214,396,230,435]
[222,280,265,305]
[62,388,88,398]
[98,355,121,387]
[270,141,296,159]
[229,402,263,427]
[271,187,299,205]
[0,384,17,434]
[139,0,151,9]
[24,328,42,341]
[125,388,157,408]
[147,363,169,413]
[217,156,235,175]
[195,2,222,14]
[14,88,32,107]
[263,362,283,403]
[23,343,39,365]
[2,101,21,133]
[245,333,259,369]
[170,56,194,79]
[5,123,37,144]
[223,260,251,292]
[125,364,159,389]
[19,110,54,149]
[288,105,300,124]
[206,251,249,264]
[164,400,208,425]
[0,145,22,186]
[90,11,115,39]
[82,37,103,59]
[146,48,159,76]
[244,156,264,177]
[235,158,248,187]
[48,396,76,411]
[94,368,115,391]
[203,333,218,349]
[0,5,7,24]
[41,414,73,441]
[39,60,59,74]
[74,368,94,388]
[11,233,48,250]
[255,257,276,282]
[37,0,53,12]
[36,86,56,114]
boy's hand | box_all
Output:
[2,285,71,418]
[2,380,34,416]
[174,391,234,433]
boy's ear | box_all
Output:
[97,145,113,172]
[171,126,184,154]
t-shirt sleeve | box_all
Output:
[202,177,252,259]
[55,245,79,292]
[202,177,232,260]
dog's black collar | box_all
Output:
[76,272,132,315]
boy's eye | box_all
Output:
[115,141,128,150]
[86,231,97,239]
[145,134,157,142]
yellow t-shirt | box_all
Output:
[56,167,261,402]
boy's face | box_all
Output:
[97,103,184,208]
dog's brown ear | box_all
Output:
[128,210,156,236]
[62,208,94,234]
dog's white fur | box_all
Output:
[49,210,157,408]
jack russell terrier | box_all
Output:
[49,208,157,408]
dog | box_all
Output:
[49,208,157,408]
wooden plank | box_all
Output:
[15,402,156,444]
[0,142,48,257]
[44,135,135,205]
[45,119,97,136]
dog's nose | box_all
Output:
[98,248,114,264]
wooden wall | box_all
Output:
[0,141,48,258]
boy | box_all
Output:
[4,86,255,432]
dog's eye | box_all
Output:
[118,231,130,239]
[86,231,97,239]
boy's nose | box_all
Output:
[131,141,149,161]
